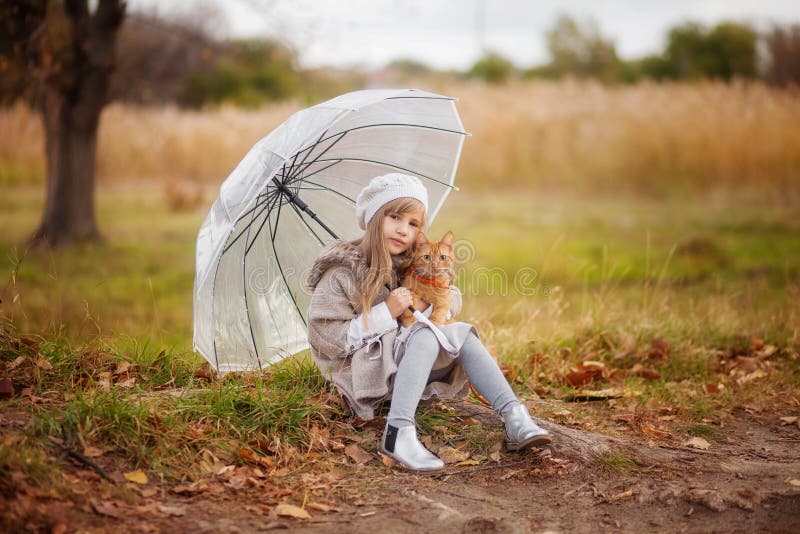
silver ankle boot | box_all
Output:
[503,404,552,451]
[380,424,444,472]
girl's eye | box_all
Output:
[423,254,431,261]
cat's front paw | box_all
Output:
[400,310,416,328]
[400,316,416,328]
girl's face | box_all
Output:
[383,206,424,255]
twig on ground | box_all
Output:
[437,489,490,502]
[49,425,116,484]
[433,455,541,478]
[563,482,588,498]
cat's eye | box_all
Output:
[439,255,447,261]
[422,254,431,260]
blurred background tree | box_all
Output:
[180,38,301,108]
[528,14,620,83]
[663,21,757,81]
[0,0,125,247]
[765,23,800,86]
[467,51,515,83]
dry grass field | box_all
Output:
[3,79,799,202]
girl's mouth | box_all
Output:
[390,238,405,246]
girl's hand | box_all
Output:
[386,287,413,318]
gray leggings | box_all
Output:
[387,328,519,427]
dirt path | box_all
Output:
[4,407,800,533]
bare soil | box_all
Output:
[3,403,800,533]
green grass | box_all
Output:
[596,450,637,473]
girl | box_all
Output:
[306,173,551,471]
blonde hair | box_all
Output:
[351,197,426,327]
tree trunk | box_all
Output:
[27,0,125,248]
[29,81,104,246]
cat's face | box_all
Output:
[412,231,455,278]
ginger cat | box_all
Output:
[399,231,456,327]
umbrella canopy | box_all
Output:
[193,89,467,372]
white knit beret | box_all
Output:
[355,173,428,230]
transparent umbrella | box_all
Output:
[193,89,468,372]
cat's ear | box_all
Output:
[416,232,428,245]
[441,231,455,248]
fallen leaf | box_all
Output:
[98,372,111,392]
[7,356,25,370]
[688,489,726,512]
[758,344,777,358]
[239,448,257,462]
[124,470,149,484]
[641,424,671,440]
[564,388,623,402]
[489,451,502,463]
[136,488,159,498]
[156,504,186,517]
[611,489,634,502]
[566,370,598,387]
[779,416,798,425]
[114,361,131,376]
[92,500,126,518]
[306,502,339,513]
[0,378,14,398]
[785,479,800,487]
[116,377,136,389]
[171,480,208,495]
[217,464,236,475]
[684,437,711,450]
[647,338,670,360]
[731,356,760,373]
[275,503,311,520]
[82,446,104,458]
[704,383,722,394]
[35,357,53,370]
[437,446,469,464]
[630,364,660,381]
[455,459,481,467]
[380,455,396,468]
[737,369,766,384]
[344,443,372,464]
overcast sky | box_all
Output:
[131,0,800,70]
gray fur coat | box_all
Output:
[305,239,479,420]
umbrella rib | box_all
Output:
[241,193,275,373]
[267,198,306,327]
[285,131,348,183]
[244,190,281,256]
[288,129,328,180]
[312,158,456,189]
[286,200,325,246]
[238,189,279,225]
[385,96,456,101]
[298,180,356,203]
[303,122,466,155]
[285,159,341,185]
[222,194,276,256]
[283,122,466,179]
